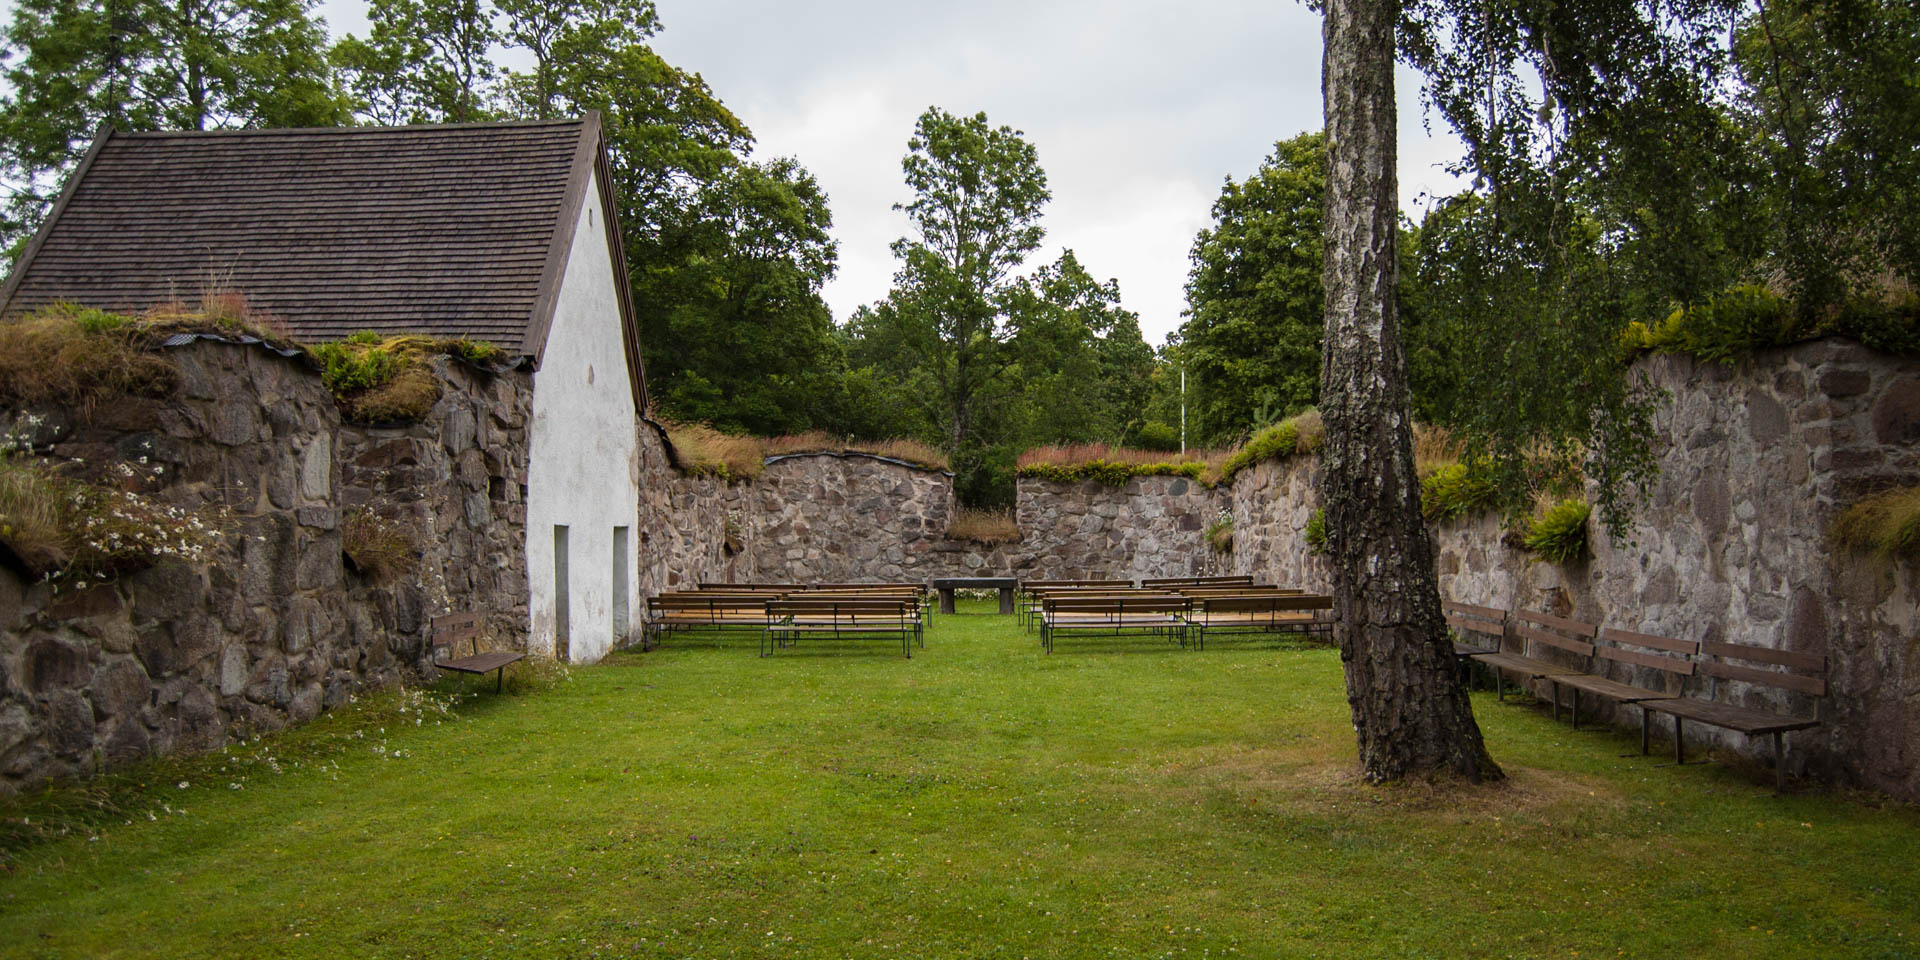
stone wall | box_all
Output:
[747,453,955,583]
[634,421,751,599]
[1015,475,1226,581]
[0,340,530,795]
[1228,340,1920,800]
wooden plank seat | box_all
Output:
[1185,594,1332,649]
[428,612,525,693]
[763,598,919,658]
[1039,595,1191,653]
[1633,641,1827,791]
[646,593,777,648]
[1474,609,1597,719]
[1550,627,1697,731]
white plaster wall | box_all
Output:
[526,175,642,662]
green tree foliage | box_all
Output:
[860,106,1050,502]
[1178,131,1443,445]
[0,0,349,255]
[1394,0,1920,532]
[644,158,843,435]
[331,0,502,124]
[1180,131,1327,445]
[1007,249,1156,448]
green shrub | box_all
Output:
[1204,511,1233,553]
[1126,420,1181,452]
[1626,285,1920,362]
[1304,508,1327,556]
[1830,485,1920,563]
[1523,498,1591,564]
[1015,459,1206,487]
[1219,409,1325,481]
[1419,462,1500,522]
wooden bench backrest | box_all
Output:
[768,598,912,617]
[1443,601,1507,639]
[1594,627,1698,675]
[1045,595,1189,614]
[1197,594,1332,613]
[807,583,924,591]
[651,594,772,612]
[1029,586,1152,600]
[1022,579,1133,590]
[1513,609,1598,658]
[1698,641,1827,697]
[1141,575,1253,589]
[1179,585,1296,596]
[431,612,483,656]
[697,583,799,592]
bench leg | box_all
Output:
[1641,709,1651,755]
[496,667,505,694]
[1674,717,1685,765]
[1772,730,1786,793]
[1570,688,1580,730]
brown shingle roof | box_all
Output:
[0,117,636,376]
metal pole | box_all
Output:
[1180,365,1187,455]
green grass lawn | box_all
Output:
[3,601,1917,959]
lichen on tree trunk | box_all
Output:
[1319,0,1502,783]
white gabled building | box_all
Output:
[0,113,648,663]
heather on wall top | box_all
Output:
[656,421,950,481]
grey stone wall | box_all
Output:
[635,422,751,599]
[747,454,955,583]
[0,341,530,795]
[1015,475,1226,581]
[1227,341,1920,800]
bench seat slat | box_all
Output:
[1637,696,1822,735]
[438,651,525,674]
[1554,673,1672,703]
[1474,651,1583,678]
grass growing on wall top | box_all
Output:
[1831,484,1920,563]
[1218,408,1325,481]
[1015,443,1231,486]
[0,306,178,413]
[2,602,1917,958]
[661,424,952,482]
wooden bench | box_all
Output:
[1471,609,1597,719]
[1020,584,1143,628]
[1039,595,1190,653]
[1018,579,1133,626]
[763,598,918,658]
[428,612,525,693]
[1550,627,1697,732]
[645,593,777,648]
[807,588,931,633]
[1185,594,1332,649]
[1634,640,1827,791]
[1442,601,1507,689]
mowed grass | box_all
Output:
[2,601,1917,959]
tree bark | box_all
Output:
[1319,0,1501,782]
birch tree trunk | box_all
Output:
[1319,0,1501,782]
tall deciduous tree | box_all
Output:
[331,0,501,124]
[1181,131,1327,444]
[1319,0,1499,782]
[880,106,1050,497]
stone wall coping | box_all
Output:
[761,450,954,477]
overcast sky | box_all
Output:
[32,0,1468,345]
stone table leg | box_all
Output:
[939,587,956,615]
[997,586,1015,614]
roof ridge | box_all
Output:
[114,117,587,139]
